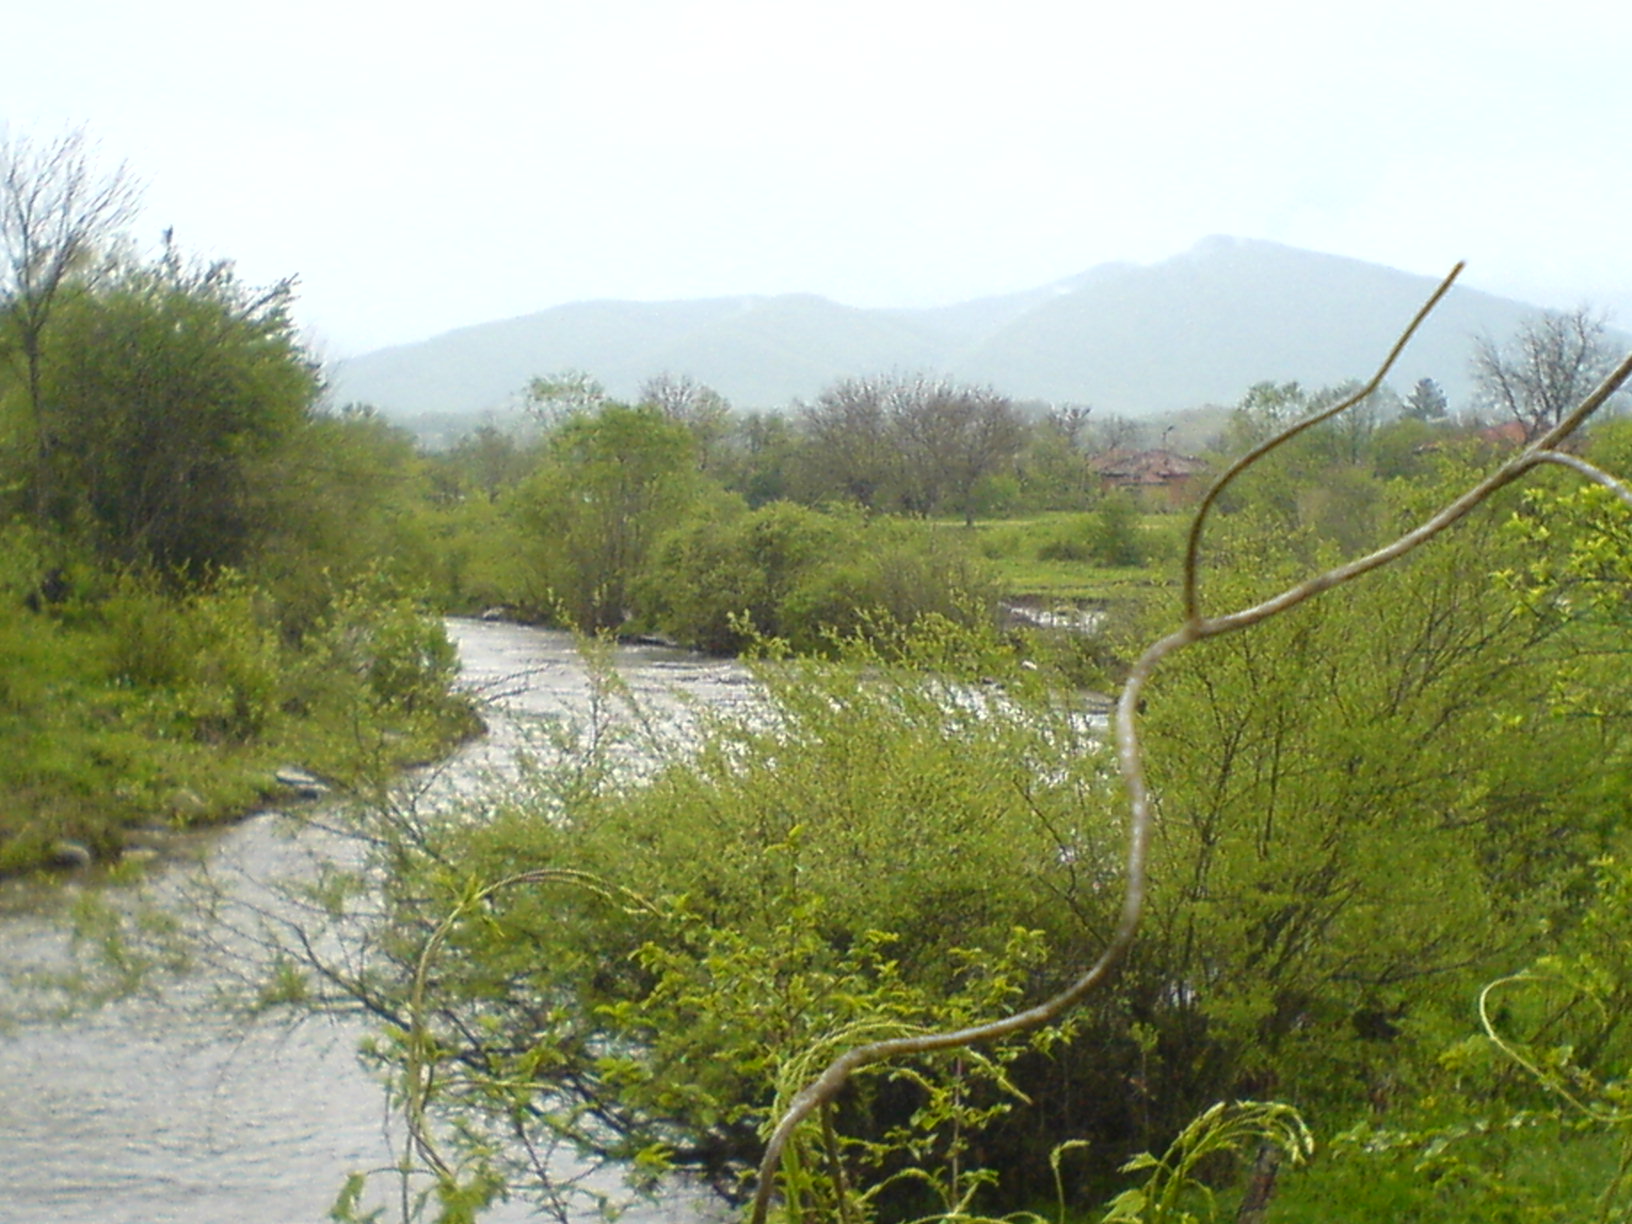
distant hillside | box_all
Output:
[329,237,1618,422]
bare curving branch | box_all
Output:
[747,273,1632,1224]
[1182,263,1463,622]
[1526,449,1632,512]
[0,129,141,529]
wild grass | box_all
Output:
[952,511,1187,603]
[0,576,476,877]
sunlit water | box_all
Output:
[0,620,750,1224]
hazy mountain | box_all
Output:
[329,237,1615,422]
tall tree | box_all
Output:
[891,377,1022,524]
[795,376,897,510]
[0,130,140,528]
[44,240,318,570]
[638,372,731,470]
[1401,376,1449,421]
[510,402,700,630]
[1472,308,1620,440]
[797,374,1022,522]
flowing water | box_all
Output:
[0,619,750,1224]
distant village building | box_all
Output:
[1413,418,1533,458]
[1473,419,1530,447]
[1090,447,1207,503]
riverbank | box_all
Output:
[0,617,751,1224]
[0,595,479,880]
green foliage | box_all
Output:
[1209,381,1394,556]
[638,499,845,652]
[1265,849,1632,1222]
[432,421,534,505]
[302,571,460,715]
[1014,422,1097,512]
[967,512,1183,606]
[419,493,533,616]
[1273,1114,1619,1223]
[100,571,284,742]
[713,410,799,507]
[1118,508,1614,1123]
[288,624,1118,1216]
[297,476,1632,1216]
[467,426,1004,652]
[756,516,1000,655]
[1036,494,1149,567]
[1101,1101,1312,1224]
[249,406,439,635]
[1471,855,1632,1222]
[40,246,317,571]
[0,157,476,879]
[1367,416,1445,480]
[0,558,471,876]
[508,402,701,630]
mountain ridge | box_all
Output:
[329,237,1617,422]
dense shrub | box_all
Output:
[640,504,1001,654]
[290,500,1632,1215]
[638,500,845,652]
[1036,493,1152,566]
[772,517,1000,654]
[308,623,1105,1212]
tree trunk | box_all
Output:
[1235,1141,1282,1224]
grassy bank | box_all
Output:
[957,509,1187,604]
[0,574,476,877]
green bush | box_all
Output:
[1037,494,1147,566]
[278,624,1111,1213]
[640,504,1001,655]
[0,554,472,875]
[98,573,284,742]
[775,517,1000,654]
[307,573,459,713]
[638,500,844,652]
[296,480,1632,1217]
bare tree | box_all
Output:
[798,374,1022,522]
[0,129,141,527]
[1472,307,1621,440]
[1045,403,1093,450]
[1089,411,1147,454]
[891,376,1022,524]
[796,376,898,510]
[638,371,731,469]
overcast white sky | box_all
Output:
[6,0,1629,357]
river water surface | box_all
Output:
[0,620,750,1224]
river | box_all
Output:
[0,619,749,1224]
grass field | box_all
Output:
[953,511,1187,604]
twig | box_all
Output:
[403,868,660,1184]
